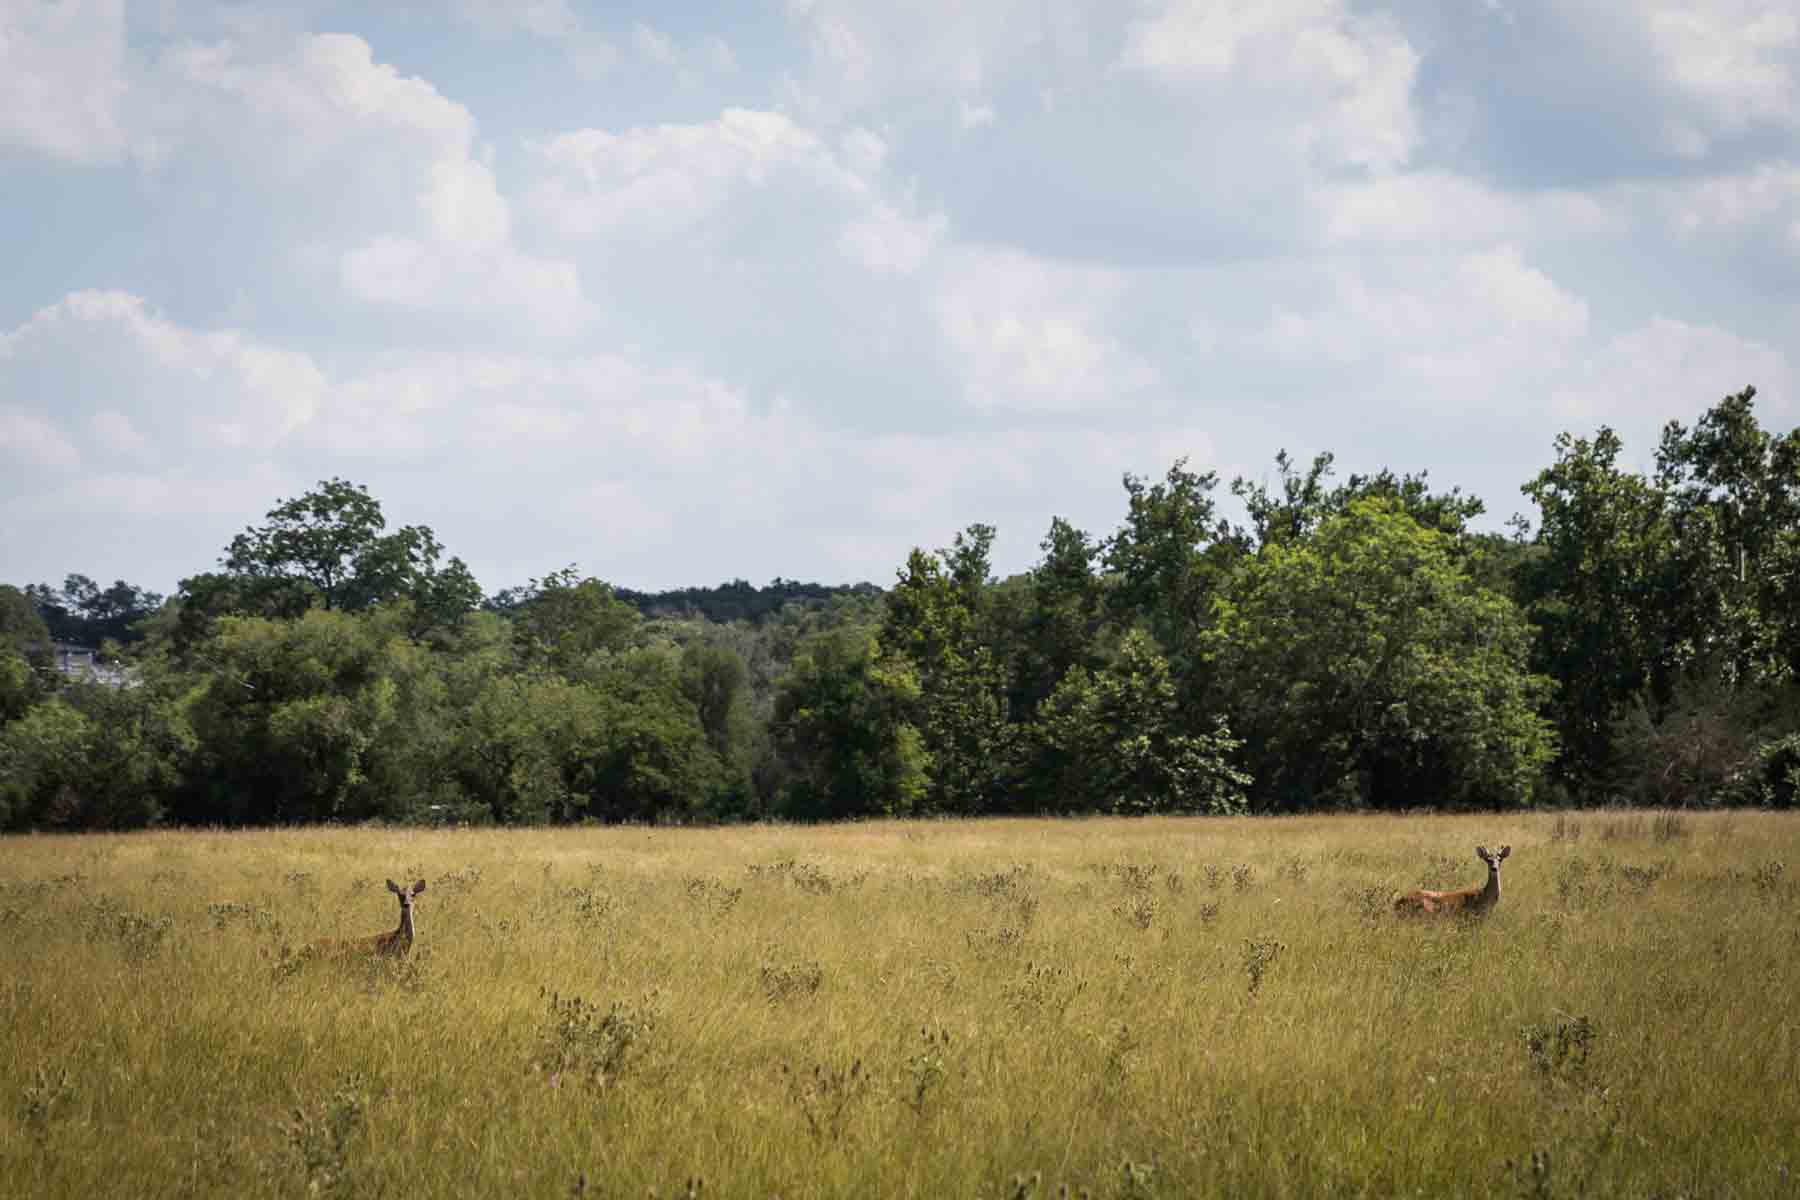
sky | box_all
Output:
[2,0,1797,598]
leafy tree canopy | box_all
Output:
[24,575,164,646]
[0,585,52,658]
[210,478,480,626]
[1230,449,1486,553]
[1519,427,1683,779]
[1206,497,1556,811]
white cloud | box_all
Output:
[839,127,887,174]
[1550,317,1794,430]
[935,247,1156,411]
[0,405,81,469]
[1459,246,1591,340]
[0,0,128,165]
[1647,1,1798,151]
[699,36,738,74]
[530,108,871,241]
[958,98,997,130]
[0,290,323,453]
[164,33,475,167]
[117,32,592,334]
[1259,245,1589,387]
[1120,0,1420,171]
[632,22,677,66]
[1659,163,1800,244]
[785,0,1093,112]
[337,236,588,335]
[626,22,737,78]
[794,3,874,87]
[0,280,1219,587]
[90,410,150,457]
[840,205,947,276]
[1317,172,1622,247]
[0,465,301,597]
[454,0,582,40]
[6,3,1800,596]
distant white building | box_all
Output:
[51,642,133,688]
[53,642,97,675]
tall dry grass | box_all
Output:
[2,811,1796,1198]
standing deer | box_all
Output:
[1395,846,1510,917]
[309,878,426,958]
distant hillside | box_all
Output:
[614,578,883,624]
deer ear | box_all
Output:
[1499,846,1511,860]
[387,879,401,895]
[412,879,426,895]
[1475,846,1488,859]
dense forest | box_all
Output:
[4,387,1798,830]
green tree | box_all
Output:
[181,608,436,824]
[0,651,35,727]
[505,568,641,675]
[1102,459,1230,668]
[882,528,1009,814]
[0,585,53,724]
[1004,517,1107,723]
[769,627,928,820]
[577,646,725,822]
[0,676,191,830]
[214,478,481,624]
[1022,628,1248,815]
[680,637,757,813]
[1654,386,1800,685]
[1206,498,1556,810]
[1519,428,1682,783]
[1230,451,1485,553]
[0,584,52,657]
[444,639,723,825]
[24,575,164,645]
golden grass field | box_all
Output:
[2,811,1797,1198]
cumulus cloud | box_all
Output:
[1550,317,1795,432]
[0,282,1216,588]
[1120,0,1421,171]
[1647,1,1797,152]
[1657,163,1800,248]
[530,108,870,241]
[1316,172,1622,247]
[15,30,593,337]
[840,206,947,276]
[4,3,1799,595]
[0,405,82,470]
[0,0,129,164]
[785,0,1095,115]
[1258,245,1589,390]
[0,290,323,454]
[935,247,1156,411]
[454,0,583,40]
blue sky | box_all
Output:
[2,0,1796,596]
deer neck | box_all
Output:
[1478,864,1501,908]
[396,903,415,950]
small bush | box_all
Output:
[534,989,658,1090]
[1243,937,1286,997]
[1523,1014,1597,1080]
[284,1073,375,1197]
[780,1057,871,1143]
[759,957,824,1002]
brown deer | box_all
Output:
[309,879,426,958]
[1395,846,1510,917]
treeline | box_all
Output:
[21,576,163,648]
[611,578,881,624]
[3,388,1799,830]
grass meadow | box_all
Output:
[2,811,1797,1199]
